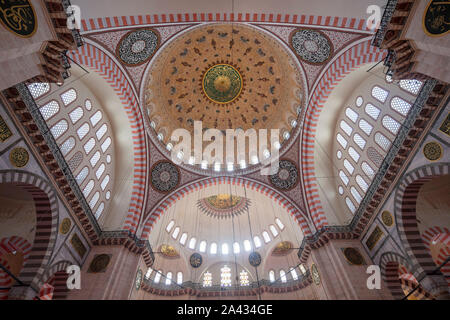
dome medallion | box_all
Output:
[202,64,243,104]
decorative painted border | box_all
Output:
[140,176,312,239]
[80,14,372,33]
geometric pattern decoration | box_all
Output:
[311,263,320,285]
[249,251,262,267]
[341,247,366,265]
[116,29,159,66]
[290,29,332,64]
[9,147,29,168]
[150,161,180,193]
[269,159,299,191]
[423,141,443,161]
[301,39,386,230]
[59,218,71,235]
[196,194,251,219]
[140,176,311,239]
[201,63,243,105]
[88,254,112,273]
[438,112,450,136]
[189,253,202,268]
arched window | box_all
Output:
[365,103,381,120]
[233,242,240,254]
[76,166,89,184]
[343,159,354,174]
[221,243,229,255]
[367,147,383,167]
[243,240,252,252]
[50,119,68,140]
[100,175,110,191]
[359,119,373,136]
[165,272,172,285]
[262,231,271,243]
[339,170,349,186]
[101,137,112,152]
[83,179,95,198]
[399,79,422,95]
[154,270,162,284]
[340,120,353,136]
[68,151,83,172]
[171,227,180,239]
[240,270,250,286]
[348,147,360,163]
[269,270,275,283]
[280,270,287,283]
[28,83,50,99]
[84,138,96,155]
[199,240,207,253]
[203,271,212,287]
[269,225,279,237]
[40,100,60,120]
[371,86,388,103]
[350,186,362,204]
[390,97,412,116]
[60,137,76,156]
[221,265,232,287]
[77,123,90,140]
[95,202,105,219]
[61,88,77,106]
[290,268,298,280]
[96,124,107,140]
[337,133,348,149]
[345,108,358,123]
[356,175,369,193]
[210,242,217,255]
[90,110,103,127]
[253,236,262,248]
[179,233,188,245]
[382,115,401,135]
[95,163,106,179]
[361,161,375,180]
[90,151,101,167]
[299,264,307,275]
[374,132,391,151]
[275,218,285,230]
[353,133,366,150]
[188,237,196,250]
[346,197,356,213]
[69,107,84,124]
[166,220,175,232]
[145,268,153,280]
[177,272,183,285]
[89,191,100,209]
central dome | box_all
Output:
[202,64,243,104]
[144,23,304,172]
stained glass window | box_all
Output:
[221,265,232,287]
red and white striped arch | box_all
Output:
[300,39,386,229]
[68,43,148,233]
[0,236,32,300]
[139,176,312,239]
[421,226,450,287]
[80,13,372,33]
